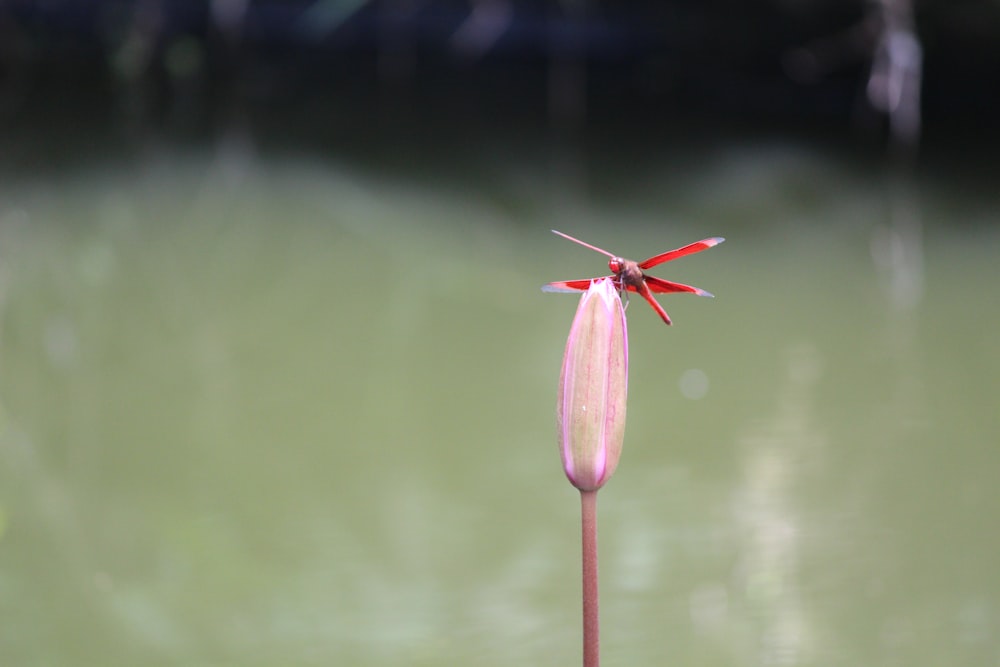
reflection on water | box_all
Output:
[1,144,998,665]
[733,343,824,665]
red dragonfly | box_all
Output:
[543,230,724,325]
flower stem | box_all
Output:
[580,489,599,667]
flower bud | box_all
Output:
[557,278,628,491]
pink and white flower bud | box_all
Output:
[557,278,629,491]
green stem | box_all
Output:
[580,489,599,667]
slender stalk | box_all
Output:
[580,489,599,667]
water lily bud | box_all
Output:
[557,278,628,491]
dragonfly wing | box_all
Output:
[638,237,725,269]
[542,278,608,293]
[550,230,616,259]
[644,275,714,297]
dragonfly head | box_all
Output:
[608,257,625,274]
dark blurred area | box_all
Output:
[1,0,998,157]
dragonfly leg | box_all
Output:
[618,286,631,311]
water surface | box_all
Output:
[1,141,998,665]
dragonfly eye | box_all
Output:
[609,258,623,273]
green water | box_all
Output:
[1,142,998,665]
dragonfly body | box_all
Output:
[543,230,724,325]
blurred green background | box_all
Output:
[2,137,998,665]
[1,1,1000,665]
